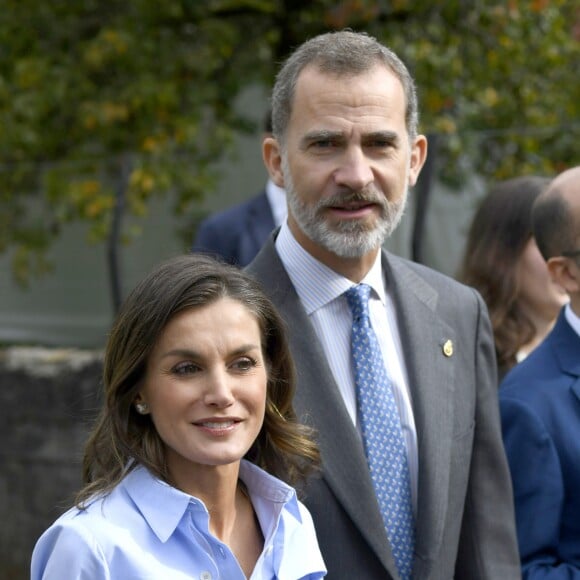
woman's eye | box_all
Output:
[231,357,257,371]
[172,362,200,375]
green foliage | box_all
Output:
[365,0,580,185]
[1,0,579,282]
[0,0,271,283]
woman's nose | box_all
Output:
[203,370,235,407]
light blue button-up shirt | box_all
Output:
[31,460,326,579]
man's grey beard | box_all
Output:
[282,156,408,259]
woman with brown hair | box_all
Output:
[459,176,568,379]
[32,254,325,579]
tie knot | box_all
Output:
[345,284,372,320]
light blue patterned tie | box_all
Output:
[345,284,415,580]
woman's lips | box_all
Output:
[193,418,240,435]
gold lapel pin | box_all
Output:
[443,339,453,357]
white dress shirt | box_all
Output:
[276,222,418,512]
[564,302,580,337]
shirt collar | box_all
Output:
[276,221,385,314]
[564,303,580,338]
[122,465,192,543]
[240,460,302,523]
[121,460,301,543]
[361,253,387,305]
[265,179,287,227]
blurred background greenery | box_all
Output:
[0,0,579,343]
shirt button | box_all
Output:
[218,546,226,558]
[200,572,212,580]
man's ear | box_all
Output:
[263,136,285,188]
[408,134,428,188]
[547,256,580,294]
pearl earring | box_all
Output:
[135,402,149,414]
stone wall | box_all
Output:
[0,348,102,580]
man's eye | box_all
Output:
[172,362,200,375]
[368,139,394,149]
[313,139,336,149]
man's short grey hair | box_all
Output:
[271,30,419,146]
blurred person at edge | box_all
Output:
[458,176,568,380]
[31,254,326,580]
[500,165,580,577]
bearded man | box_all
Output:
[247,30,520,580]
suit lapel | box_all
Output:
[385,254,456,571]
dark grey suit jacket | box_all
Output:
[247,235,520,580]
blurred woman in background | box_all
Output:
[458,176,568,380]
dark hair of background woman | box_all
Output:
[458,176,550,377]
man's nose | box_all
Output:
[334,147,374,191]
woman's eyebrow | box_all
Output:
[160,344,261,360]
